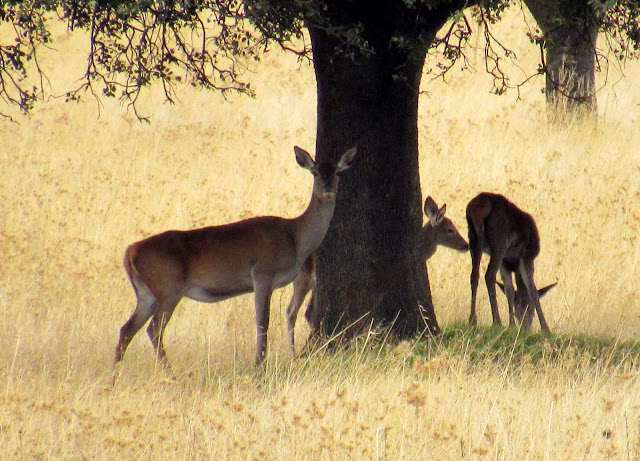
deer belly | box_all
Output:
[182,267,298,302]
[183,270,254,302]
[183,284,254,303]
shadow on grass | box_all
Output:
[414,322,640,369]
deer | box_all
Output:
[284,196,469,357]
[496,278,557,327]
[114,145,357,369]
[421,196,470,260]
[466,192,551,332]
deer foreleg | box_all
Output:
[253,275,274,366]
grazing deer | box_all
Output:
[497,278,557,328]
[284,196,469,356]
[466,192,551,332]
[115,146,357,368]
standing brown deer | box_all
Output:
[115,146,357,368]
[466,192,551,332]
[284,196,469,356]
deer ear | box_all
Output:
[423,196,438,220]
[294,146,315,170]
[337,147,357,172]
[434,204,447,225]
[537,282,557,298]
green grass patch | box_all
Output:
[414,323,640,370]
[229,324,640,391]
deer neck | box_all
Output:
[421,223,437,260]
[292,193,336,262]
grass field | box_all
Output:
[1,9,640,459]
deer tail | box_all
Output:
[466,196,494,235]
[123,244,141,291]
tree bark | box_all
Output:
[304,4,457,345]
[524,0,599,117]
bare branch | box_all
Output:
[478,7,517,95]
[425,10,473,85]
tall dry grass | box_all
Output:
[0,8,639,459]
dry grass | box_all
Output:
[1,9,640,459]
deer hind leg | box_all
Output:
[116,283,156,364]
[484,257,503,327]
[499,266,517,327]
[286,268,314,358]
[146,296,180,368]
[518,260,551,333]
[484,241,512,327]
[468,228,483,326]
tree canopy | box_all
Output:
[2,1,639,120]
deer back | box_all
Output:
[467,192,540,265]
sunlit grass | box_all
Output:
[3,326,640,459]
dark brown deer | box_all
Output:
[285,196,469,356]
[466,192,550,331]
[115,146,357,368]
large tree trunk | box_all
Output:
[304,5,455,345]
[524,0,599,117]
